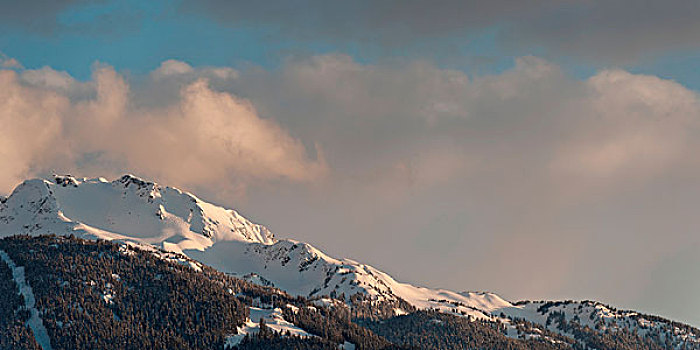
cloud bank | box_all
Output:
[224,55,700,325]
[0,60,326,194]
[183,0,700,64]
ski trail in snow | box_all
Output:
[0,250,53,350]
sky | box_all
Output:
[1,0,700,327]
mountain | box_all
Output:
[0,174,509,317]
[0,235,566,350]
[1,174,699,349]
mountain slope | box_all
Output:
[0,175,274,248]
[0,235,567,350]
[0,175,510,318]
[500,300,700,349]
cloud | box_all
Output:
[552,70,698,183]
[0,70,69,191]
[0,62,326,195]
[0,53,22,69]
[152,59,238,81]
[21,66,76,89]
[0,0,148,38]
[120,78,327,188]
[502,0,700,63]
[4,1,698,65]
[182,0,553,44]
[215,55,700,318]
[231,54,699,196]
[152,59,193,77]
[182,0,700,64]
[0,0,87,33]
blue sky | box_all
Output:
[1,0,275,78]
[3,0,700,327]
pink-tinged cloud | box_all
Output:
[0,64,327,195]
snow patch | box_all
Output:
[0,250,53,350]
[339,341,356,349]
[224,307,315,348]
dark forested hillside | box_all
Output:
[0,235,395,350]
[1,235,698,350]
[0,256,41,350]
[0,235,249,349]
[359,310,572,350]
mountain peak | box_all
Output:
[0,173,512,319]
[115,173,156,189]
[53,174,81,187]
[1,174,276,247]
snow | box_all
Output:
[240,272,274,287]
[312,297,347,309]
[223,330,247,348]
[494,300,700,347]
[0,175,273,251]
[285,304,300,313]
[251,307,314,336]
[0,174,515,320]
[224,307,315,348]
[393,308,408,316]
[0,250,53,350]
[339,341,355,349]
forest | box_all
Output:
[0,235,697,350]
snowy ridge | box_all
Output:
[498,300,700,348]
[0,175,274,250]
[0,174,511,321]
[0,249,53,350]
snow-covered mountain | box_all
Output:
[0,174,509,318]
[0,175,274,247]
[501,300,700,345]
[1,174,698,348]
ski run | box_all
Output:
[0,249,53,350]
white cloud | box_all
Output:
[152,59,194,77]
[0,70,68,191]
[3,58,21,68]
[229,54,700,199]
[0,63,326,195]
[152,59,238,81]
[0,54,22,69]
[552,70,699,185]
[184,1,700,64]
[221,55,700,315]
[119,78,328,188]
[21,66,76,90]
